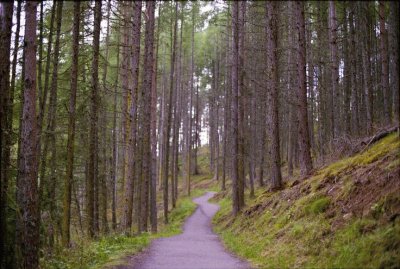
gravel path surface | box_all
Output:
[123,192,251,269]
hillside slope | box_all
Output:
[213,133,400,268]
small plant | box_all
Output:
[305,196,331,215]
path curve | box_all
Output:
[127,192,251,269]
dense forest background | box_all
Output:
[0,1,398,268]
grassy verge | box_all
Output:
[41,195,197,269]
[213,133,400,268]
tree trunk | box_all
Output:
[38,0,56,148]
[328,1,339,138]
[123,1,141,234]
[379,1,391,124]
[62,0,80,248]
[100,0,111,235]
[87,0,102,238]
[361,3,373,134]
[162,2,178,224]
[231,1,240,215]
[238,1,246,209]
[295,1,313,176]
[389,2,399,123]
[150,7,160,233]
[139,0,155,233]
[16,2,40,267]
[0,2,13,267]
[266,1,282,190]
[111,24,121,232]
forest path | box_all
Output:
[123,192,251,269]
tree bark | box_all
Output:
[328,1,339,138]
[62,0,80,248]
[139,0,155,233]
[266,1,282,190]
[150,6,160,233]
[231,1,240,215]
[111,22,121,232]
[16,2,40,267]
[379,2,391,124]
[0,1,14,267]
[87,0,102,238]
[162,2,178,223]
[123,1,142,234]
[295,1,313,176]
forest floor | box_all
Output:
[115,192,250,269]
[42,193,199,269]
[213,132,400,268]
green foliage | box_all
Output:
[40,195,197,269]
[213,134,400,269]
[305,196,331,215]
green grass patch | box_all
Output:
[41,195,197,269]
[304,196,331,215]
[213,133,400,268]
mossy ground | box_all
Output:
[213,133,400,268]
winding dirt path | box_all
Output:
[125,192,251,269]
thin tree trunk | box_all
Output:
[0,2,14,267]
[38,0,56,130]
[231,1,240,216]
[87,0,102,239]
[266,1,282,190]
[100,0,111,235]
[237,1,246,209]
[328,1,339,138]
[361,3,373,135]
[123,1,142,234]
[389,2,399,122]
[150,6,160,233]
[379,1,391,124]
[62,1,80,248]
[162,2,178,224]
[295,1,313,176]
[111,26,120,231]
[139,0,155,233]
[40,0,63,247]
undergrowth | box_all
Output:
[41,195,197,269]
[213,133,400,268]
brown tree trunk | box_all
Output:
[238,1,246,209]
[99,0,111,235]
[361,3,373,135]
[62,1,80,248]
[150,7,160,233]
[111,26,120,232]
[87,0,102,238]
[295,1,313,176]
[0,1,13,266]
[16,2,40,267]
[328,1,339,138]
[162,2,178,223]
[38,0,56,147]
[231,1,240,215]
[379,1,391,124]
[120,4,129,199]
[139,0,155,233]
[389,2,399,122]
[266,1,282,190]
[123,1,142,234]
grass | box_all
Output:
[41,195,198,269]
[213,133,400,269]
[304,195,330,215]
